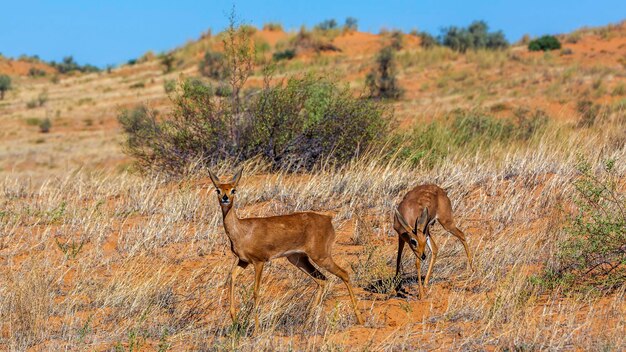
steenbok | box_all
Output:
[393,184,474,298]
[208,169,363,331]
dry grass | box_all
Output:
[1,119,624,350]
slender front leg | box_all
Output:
[395,236,405,293]
[252,261,265,332]
[230,259,248,322]
[415,257,425,299]
[424,236,438,287]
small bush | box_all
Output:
[0,74,11,100]
[576,100,603,127]
[129,82,145,89]
[215,83,232,97]
[51,56,100,74]
[366,47,404,100]
[344,17,358,32]
[198,50,228,80]
[39,118,51,133]
[163,79,177,93]
[290,27,341,53]
[441,20,508,53]
[119,75,390,174]
[537,159,625,292]
[389,30,404,50]
[28,67,47,77]
[160,53,176,73]
[25,117,41,126]
[37,91,48,106]
[315,19,338,31]
[528,35,562,51]
[272,49,296,61]
[399,109,548,167]
[417,31,438,49]
[263,22,283,31]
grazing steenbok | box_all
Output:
[208,169,363,330]
[393,184,474,298]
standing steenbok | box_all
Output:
[208,169,363,330]
[393,184,474,298]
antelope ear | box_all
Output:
[232,168,243,187]
[395,209,414,234]
[208,169,220,188]
[415,207,429,234]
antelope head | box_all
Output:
[208,168,243,208]
[395,207,429,260]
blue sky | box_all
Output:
[1,1,624,67]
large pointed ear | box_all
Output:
[415,207,429,234]
[208,169,220,188]
[395,209,414,234]
[231,168,243,188]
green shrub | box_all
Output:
[366,47,404,100]
[198,50,228,80]
[315,19,338,31]
[160,53,176,73]
[37,91,48,106]
[536,159,625,292]
[389,30,404,50]
[119,75,390,174]
[290,27,340,53]
[28,67,47,77]
[417,31,438,49]
[129,82,145,89]
[263,22,283,31]
[25,117,41,126]
[215,83,232,97]
[272,49,296,61]
[0,74,11,100]
[39,118,51,133]
[163,79,177,93]
[26,100,38,109]
[441,20,508,53]
[528,35,562,51]
[399,109,547,167]
[51,56,100,74]
[344,17,358,32]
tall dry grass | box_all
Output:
[0,118,624,350]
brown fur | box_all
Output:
[393,184,474,298]
[208,169,363,330]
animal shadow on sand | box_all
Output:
[364,274,428,298]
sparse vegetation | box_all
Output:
[198,49,228,80]
[50,56,100,74]
[39,118,51,133]
[440,20,508,52]
[272,48,296,61]
[528,35,562,51]
[344,17,358,32]
[536,158,625,292]
[366,46,403,99]
[0,74,11,99]
[2,16,626,352]
[263,22,283,31]
[159,53,176,73]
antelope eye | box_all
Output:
[409,238,418,247]
[216,189,221,194]
[231,189,236,194]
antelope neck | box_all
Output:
[221,203,243,238]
